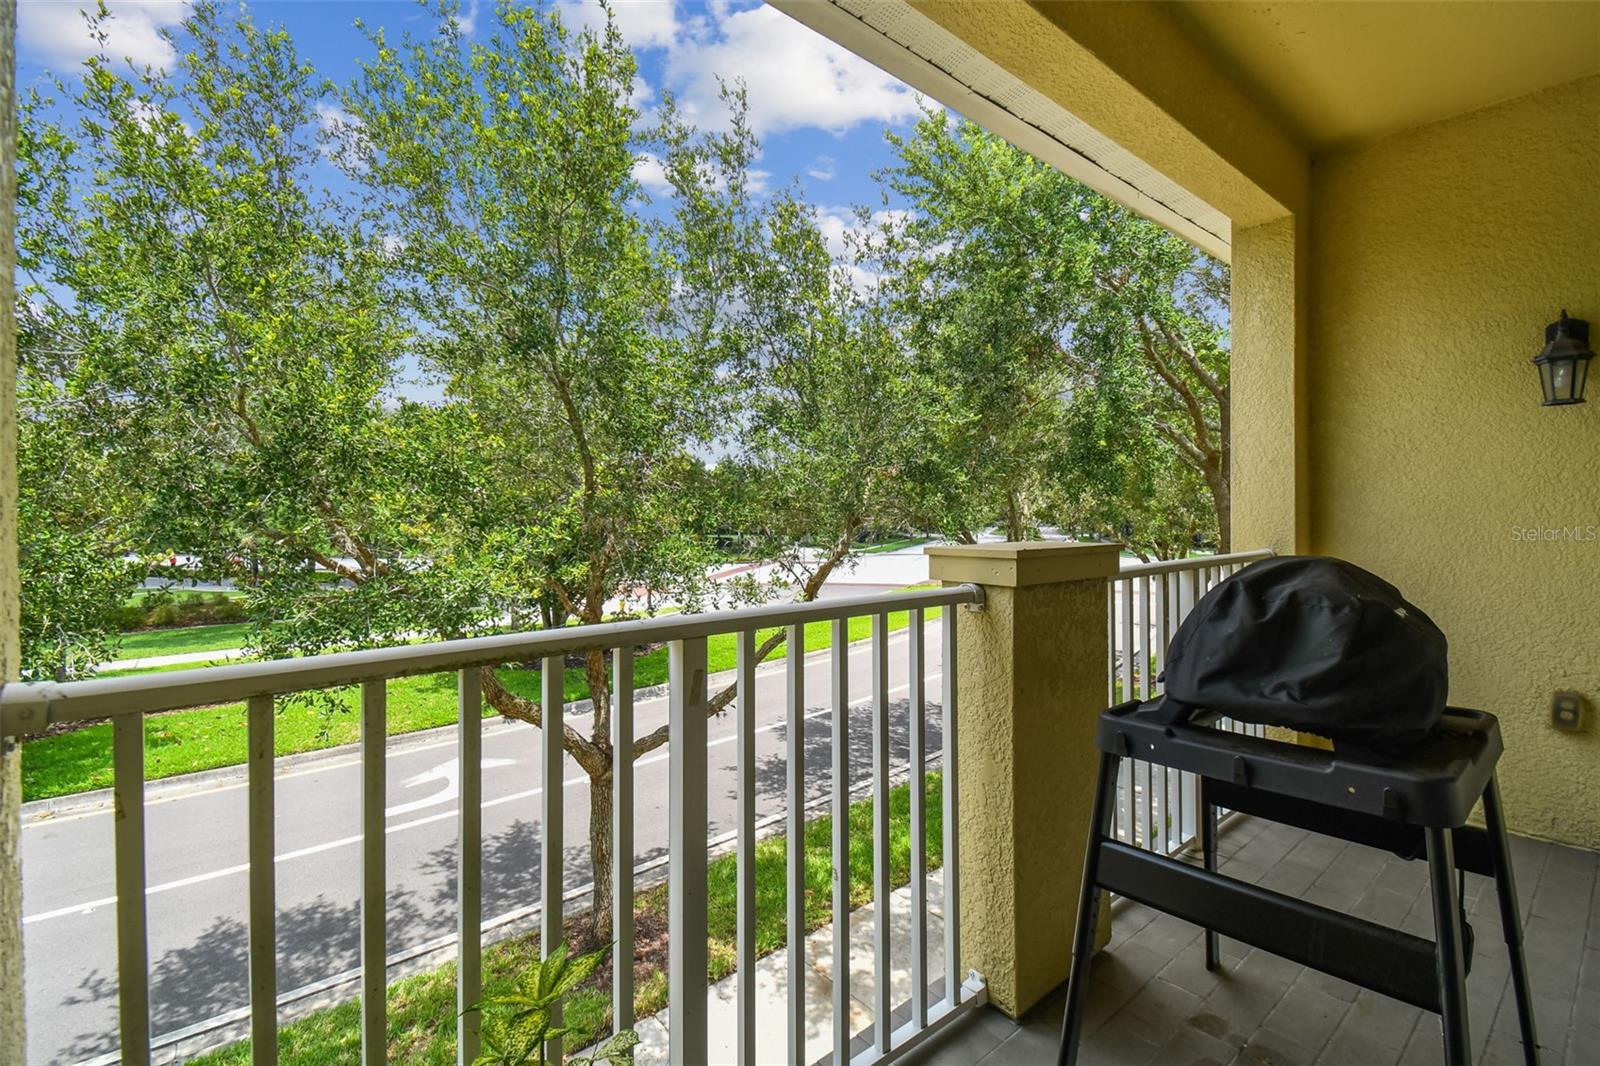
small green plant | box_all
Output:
[465,942,640,1066]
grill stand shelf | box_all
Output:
[1056,702,1539,1066]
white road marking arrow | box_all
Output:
[386,756,515,817]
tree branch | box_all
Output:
[632,525,861,759]
[481,664,606,773]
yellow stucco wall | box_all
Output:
[1309,74,1600,848]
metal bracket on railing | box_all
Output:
[961,583,987,613]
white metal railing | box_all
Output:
[1107,550,1275,856]
[1,584,984,1066]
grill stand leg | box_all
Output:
[1057,751,1122,1066]
[1199,776,1220,972]
[1426,827,1472,1066]
[1482,775,1539,1065]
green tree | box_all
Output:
[881,109,1094,541]
[1048,368,1218,560]
[18,3,489,667]
[14,85,141,679]
[710,194,929,678]
[344,0,760,935]
[1076,219,1232,549]
[14,343,141,679]
[880,112,1231,552]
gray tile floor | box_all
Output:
[906,816,1599,1066]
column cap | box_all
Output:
[925,541,1123,587]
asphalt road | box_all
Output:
[20,620,947,1065]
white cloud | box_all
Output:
[633,152,673,195]
[663,5,921,137]
[452,0,480,36]
[807,155,837,181]
[813,205,910,259]
[316,101,360,137]
[811,205,915,294]
[316,101,367,168]
[19,1,189,71]
[558,0,678,50]
[635,152,770,198]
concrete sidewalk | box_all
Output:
[582,870,950,1066]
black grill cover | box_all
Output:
[1155,556,1448,751]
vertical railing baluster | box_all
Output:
[1152,576,1164,851]
[785,623,807,1064]
[908,608,928,1031]
[457,671,482,1065]
[360,680,387,1066]
[942,606,961,1009]
[871,613,892,1054]
[1140,750,1156,852]
[541,656,565,1065]
[831,616,851,1063]
[247,695,277,1066]
[736,630,758,1066]
[113,713,151,1066]
[1166,568,1199,849]
[1139,582,1152,838]
[1119,578,1134,705]
[1120,579,1136,845]
[669,637,710,1065]
[1138,574,1153,700]
[1105,581,1116,704]
[612,647,635,1035]
[1140,576,1166,849]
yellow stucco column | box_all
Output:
[1232,214,1312,554]
[926,541,1120,1018]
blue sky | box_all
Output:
[17,0,933,247]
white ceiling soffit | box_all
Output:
[774,0,1233,261]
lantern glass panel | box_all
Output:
[1539,360,1559,404]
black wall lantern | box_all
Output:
[1533,310,1594,406]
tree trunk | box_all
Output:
[478,665,619,939]
[1206,455,1231,553]
[1004,489,1027,542]
[582,647,614,939]
[587,768,615,943]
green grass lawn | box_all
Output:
[191,772,944,1064]
[112,622,254,661]
[122,588,248,607]
[21,605,943,802]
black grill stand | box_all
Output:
[1056,703,1539,1066]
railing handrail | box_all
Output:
[1115,548,1275,579]
[0,582,982,736]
